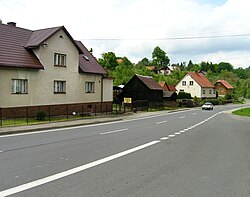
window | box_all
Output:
[12,79,28,94]
[189,81,194,86]
[85,82,95,93]
[182,81,186,86]
[54,53,66,66]
[180,89,184,92]
[54,81,66,93]
[203,89,206,94]
[209,89,212,94]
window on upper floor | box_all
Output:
[54,81,66,94]
[203,89,206,94]
[182,81,186,86]
[11,79,28,94]
[189,81,194,86]
[85,82,95,93]
[209,89,212,94]
[54,53,66,67]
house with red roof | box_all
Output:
[175,71,216,98]
[159,82,177,101]
[0,22,113,118]
[214,80,234,96]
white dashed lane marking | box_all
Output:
[156,120,168,124]
[179,116,186,119]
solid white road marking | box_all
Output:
[100,128,128,135]
[156,120,168,124]
[0,140,160,196]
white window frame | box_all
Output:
[85,82,95,93]
[54,81,66,93]
[202,89,206,94]
[182,81,186,86]
[189,81,194,86]
[54,53,66,66]
[12,79,28,94]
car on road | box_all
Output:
[202,102,213,110]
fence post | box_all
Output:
[67,105,69,120]
[0,107,2,127]
[48,106,51,122]
[26,107,29,125]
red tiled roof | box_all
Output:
[188,72,214,88]
[136,74,163,90]
[215,80,233,89]
[76,41,107,75]
[0,23,43,69]
[159,82,176,91]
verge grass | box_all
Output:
[232,108,250,117]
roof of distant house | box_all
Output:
[215,80,233,89]
[187,72,214,88]
[136,74,163,90]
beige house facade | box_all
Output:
[0,23,113,118]
[175,72,216,98]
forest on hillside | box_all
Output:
[98,46,250,99]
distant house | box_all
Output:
[146,66,158,74]
[214,80,234,96]
[159,82,177,101]
[175,71,216,98]
[0,22,113,118]
[122,74,163,106]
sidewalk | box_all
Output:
[0,110,175,136]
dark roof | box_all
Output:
[0,23,43,69]
[76,40,107,75]
[215,80,233,89]
[136,74,163,90]
[0,24,85,70]
[188,72,214,88]
[26,26,83,53]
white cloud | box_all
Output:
[1,0,250,68]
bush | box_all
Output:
[177,92,192,99]
[202,99,220,105]
[36,111,47,121]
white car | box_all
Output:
[202,102,213,110]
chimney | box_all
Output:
[7,22,16,27]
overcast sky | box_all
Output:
[1,0,250,68]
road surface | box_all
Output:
[0,104,250,196]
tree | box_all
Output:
[113,56,134,85]
[136,57,151,67]
[152,46,170,68]
[216,62,234,73]
[98,52,118,70]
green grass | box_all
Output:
[232,108,250,117]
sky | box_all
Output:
[1,0,250,68]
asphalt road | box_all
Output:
[0,104,250,197]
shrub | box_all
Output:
[36,111,47,121]
[202,99,220,105]
[177,92,192,99]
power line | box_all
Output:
[83,33,250,41]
